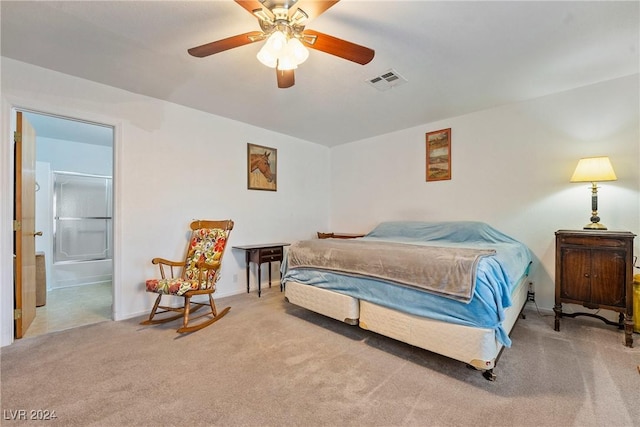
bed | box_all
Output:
[282,221,532,380]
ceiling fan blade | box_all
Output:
[188,31,264,58]
[303,29,374,65]
[234,0,265,15]
[293,1,340,22]
[277,69,295,88]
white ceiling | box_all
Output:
[2,1,638,147]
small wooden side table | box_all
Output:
[232,243,290,297]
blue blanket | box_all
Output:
[282,221,532,347]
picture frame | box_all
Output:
[247,143,277,191]
[425,128,451,181]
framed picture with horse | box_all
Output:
[247,143,277,191]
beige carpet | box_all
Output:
[1,289,639,426]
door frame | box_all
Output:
[2,103,120,346]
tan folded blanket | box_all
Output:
[287,239,496,302]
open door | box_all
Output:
[14,111,37,338]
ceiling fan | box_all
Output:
[188,0,375,88]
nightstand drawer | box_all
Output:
[558,234,629,248]
[260,247,282,257]
[260,253,282,263]
[259,248,282,263]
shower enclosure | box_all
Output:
[52,171,112,288]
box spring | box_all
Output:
[285,280,359,325]
[285,275,528,370]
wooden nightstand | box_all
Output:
[232,243,290,297]
[554,230,635,347]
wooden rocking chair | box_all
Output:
[141,219,233,333]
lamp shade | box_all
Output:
[570,156,617,183]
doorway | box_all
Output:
[18,110,114,338]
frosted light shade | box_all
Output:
[265,31,286,55]
[257,31,288,68]
[570,156,617,182]
[277,55,298,70]
[257,31,309,71]
[257,45,277,68]
[287,37,309,65]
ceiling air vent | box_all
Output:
[365,69,408,91]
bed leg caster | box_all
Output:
[466,364,497,381]
[482,369,496,381]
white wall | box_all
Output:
[37,136,113,176]
[1,58,330,346]
[329,74,640,312]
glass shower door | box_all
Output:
[53,172,112,263]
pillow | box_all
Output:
[365,221,520,244]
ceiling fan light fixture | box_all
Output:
[257,45,278,68]
[286,37,309,64]
[257,30,286,67]
[265,30,287,53]
[276,56,298,70]
[257,29,309,70]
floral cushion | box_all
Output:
[145,277,199,296]
[146,227,229,296]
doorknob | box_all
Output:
[34,231,43,237]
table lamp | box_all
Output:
[570,156,617,230]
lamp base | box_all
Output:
[584,222,607,230]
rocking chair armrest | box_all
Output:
[151,257,185,267]
[151,258,185,279]
[196,260,222,271]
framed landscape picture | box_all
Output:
[425,128,451,181]
[247,143,277,191]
